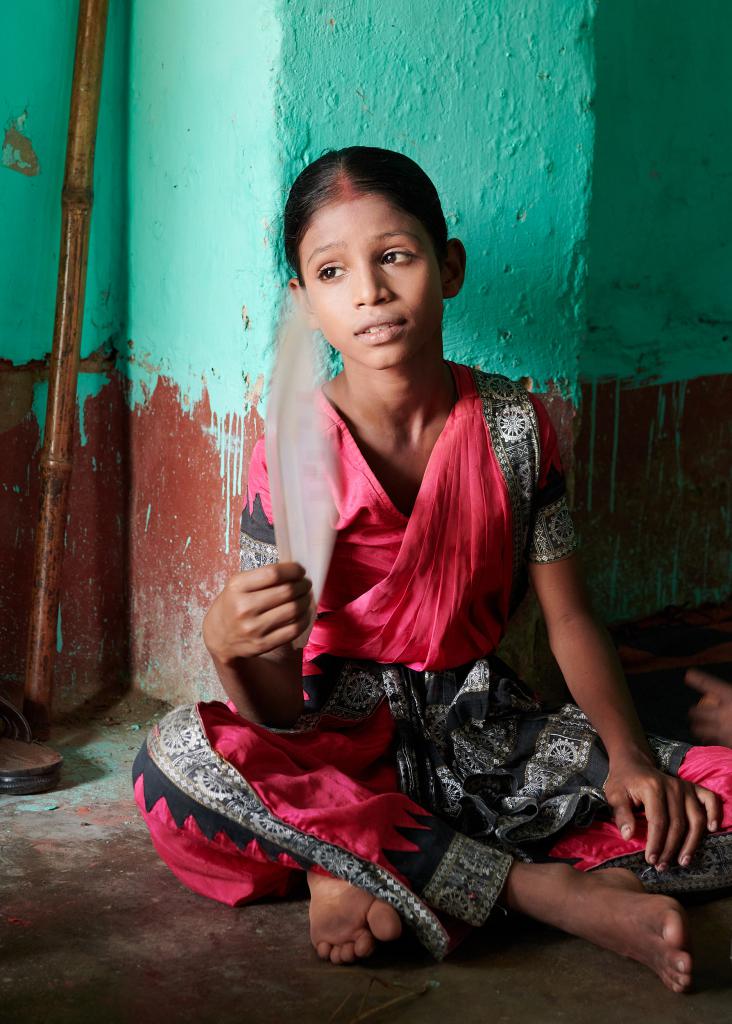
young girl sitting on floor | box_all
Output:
[134,147,732,994]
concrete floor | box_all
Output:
[2,695,732,1024]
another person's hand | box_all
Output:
[603,750,721,871]
[686,668,732,747]
[203,562,313,662]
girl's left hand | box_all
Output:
[603,751,721,871]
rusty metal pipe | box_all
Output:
[24,0,110,737]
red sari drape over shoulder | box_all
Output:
[245,362,565,674]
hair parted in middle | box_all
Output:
[283,146,449,281]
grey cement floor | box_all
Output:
[2,695,732,1024]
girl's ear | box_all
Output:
[440,239,467,299]
[288,277,320,329]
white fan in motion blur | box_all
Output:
[264,302,337,648]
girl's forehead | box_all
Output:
[301,194,424,246]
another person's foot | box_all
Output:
[307,871,402,965]
[561,866,692,993]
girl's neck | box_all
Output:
[324,351,456,443]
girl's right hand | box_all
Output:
[202,562,314,662]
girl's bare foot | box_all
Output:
[505,862,693,994]
[307,871,402,965]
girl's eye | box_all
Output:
[382,250,412,265]
[317,265,344,281]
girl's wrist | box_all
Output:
[606,741,654,768]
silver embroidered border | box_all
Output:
[646,734,686,774]
[287,662,385,732]
[422,832,513,927]
[472,371,540,605]
[528,495,578,563]
[239,531,278,573]
[147,704,450,959]
[589,832,732,893]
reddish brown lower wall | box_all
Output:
[1,358,262,715]
[574,375,731,623]
[1,367,728,715]
[0,361,130,717]
[125,379,262,707]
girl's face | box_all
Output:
[289,193,465,372]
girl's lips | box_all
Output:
[355,321,407,343]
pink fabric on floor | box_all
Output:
[547,745,732,871]
[135,699,437,907]
[202,699,440,886]
[133,774,297,906]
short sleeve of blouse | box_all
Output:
[527,394,579,563]
[239,437,279,572]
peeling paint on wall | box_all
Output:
[30,371,111,448]
[2,112,40,176]
[76,373,111,446]
[209,411,244,556]
[575,376,732,622]
[126,0,282,436]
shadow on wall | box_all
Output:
[572,0,732,626]
[585,0,732,380]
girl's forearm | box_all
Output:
[547,612,653,762]
[209,646,305,728]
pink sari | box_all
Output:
[134,364,732,959]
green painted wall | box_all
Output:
[584,0,732,383]
[2,0,597,432]
[5,1,730,433]
[125,0,281,418]
[0,0,128,367]
[124,0,595,413]
[276,0,596,394]
[3,0,729,674]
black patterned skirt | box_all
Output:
[133,655,732,959]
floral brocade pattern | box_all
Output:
[239,532,278,573]
[528,495,578,563]
[472,371,540,607]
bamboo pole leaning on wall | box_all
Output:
[24,0,110,738]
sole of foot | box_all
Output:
[307,871,402,966]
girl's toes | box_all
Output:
[354,929,375,958]
[316,941,332,960]
[674,952,692,976]
[366,900,402,942]
[338,942,356,964]
[661,958,692,993]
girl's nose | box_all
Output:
[352,264,391,307]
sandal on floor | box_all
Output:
[0,693,63,795]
